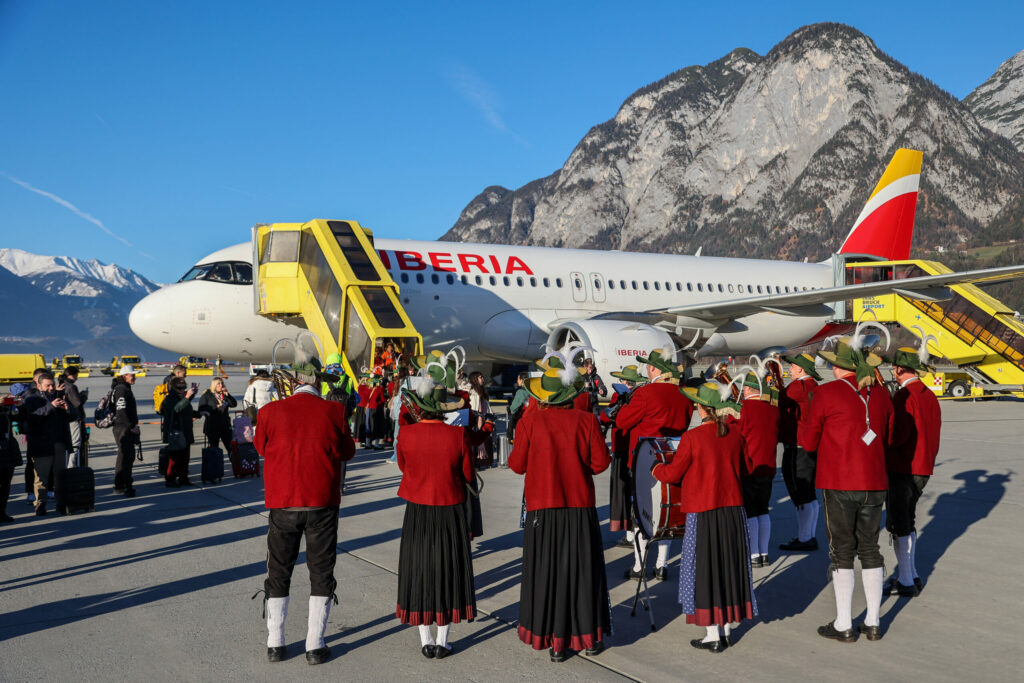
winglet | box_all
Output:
[838,148,923,260]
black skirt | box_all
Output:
[353,406,366,442]
[396,502,476,626]
[608,454,631,532]
[782,444,818,507]
[518,507,611,652]
[679,507,757,626]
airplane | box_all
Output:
[129,149,1024,388]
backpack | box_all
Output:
[94,390,115,428]
[153,382,169,412]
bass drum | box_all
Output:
[631,437,686,540]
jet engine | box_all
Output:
[546,320,681,389]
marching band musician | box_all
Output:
[800,333,893,643]
[600,365,647,544]
[778,353,823,552]
[615,349,693,582]
[884,344,941,598]
[651,382,754,653]
[509,353,611,663]
[737,371,780,569]
[394,358,478,661]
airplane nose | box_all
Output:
[129,287,174,347]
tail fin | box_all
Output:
[838,148,923,260]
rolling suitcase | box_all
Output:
[158,447,170,479]
[201,445,225,484]
[59,449,95,514]
[230,440,260,478]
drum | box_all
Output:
[631,437,686,540]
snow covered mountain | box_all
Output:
[0,250,169,361]
[442,23,1024,264]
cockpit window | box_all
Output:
[177,261,253,285]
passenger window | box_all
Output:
[593,279,601,290]
[555,278,563,288]
[475,275,482,285]
[529,277,536,287]
[503,276,510,286]
[687,283,693,292]
[632,281,638,290]
[517,277,524,286]
[574,277,583,289]
[431,274,440,284]
[416,274,424,284]
[460,274,468,284]
[400,273,409,283]
[654,282,661,291]
[608,280,615,290]
[676,283,682,291]
[697,283,703,292]
[717,284,723,293]
[775,286,781,293]
[446,274,455,285]
[620,280,626,289]
[489,276,497,286]
[643,281,649,290]
[747,285,753,293]
[727,284,734,293]
[543,277,550,287]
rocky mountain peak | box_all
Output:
[966,49,1024,152]
[442,23,1024,264]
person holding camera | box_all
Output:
[23,371,73,516]
[1,394,24,523]
[111,365,140,496]
[161,377,198,487]
[61,366,88,467]
[198,377,237,452]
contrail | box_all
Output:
[447,65,530,148]
[3,173,152,259]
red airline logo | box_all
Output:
[378,250,534,275]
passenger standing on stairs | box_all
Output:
[254,357,355,666]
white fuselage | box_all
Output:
[129,238,835,368]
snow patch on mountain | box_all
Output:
[0,248,159,296]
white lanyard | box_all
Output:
[840,378,876,445]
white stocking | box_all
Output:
[832,569,855,631]
[418,625,434,647]
[747,517,759,558]
[305,596,332,652]
[895,535,914,585]
[703,625,720,643]
[266,596,288,648]
[435,624,450,649]
[910,531,919,579]
[862,567,884,627]
[723,623,732,637]
[655,541,671,569]
[757,514,771,556]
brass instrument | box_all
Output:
[712,362,740,400]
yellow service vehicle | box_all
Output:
[56,354,90,377]
[102,355,147,377]
[179,355,214,376]
[0,354,47,384]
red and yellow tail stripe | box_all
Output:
[839,148,923,260]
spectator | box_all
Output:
[111,366,140,497]
[244,370,278,421]
[61,366,88,467]
[354,376,369,448]
[468,371,492,468]
[163,364,187,386]
[198,377,237,451]
[23,371,73,515]
[365,377,386,449]
[161,377,198,487]
[507,372,530,443]
[581,358,608,415]
[1,398,23,523]
[21,367,49,505]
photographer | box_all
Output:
[61,366,88,466]
[161,377,198,487]
[507,372,530,443]
[23,371,73,516]
[111,366,140,497]
[582,358,608,415]
[198,377,237,451]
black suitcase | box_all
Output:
[201,446,224,484]
[60,451,95,514]
[231,441,260,478]
[158,447,170,479]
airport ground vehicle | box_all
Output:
[0,354,47,384]
[101,355,147,377]
[52,354,90,377]
[179,355,214,375]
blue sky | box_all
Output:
[1,1,1021,284]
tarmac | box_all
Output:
[2,371,1022,682]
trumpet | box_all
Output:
[711,362,741,400]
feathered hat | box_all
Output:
[525,344,590,405]
[782,352,823,381]
[681,382,743,419]
[636,348,680,382]
[401,346,467,415]
[892,325,938,375]
[816,312,891,388]
[610,364,648,384]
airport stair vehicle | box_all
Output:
[253,219,422,378]
[845,259,1024,395]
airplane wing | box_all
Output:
[657,264,1024,322]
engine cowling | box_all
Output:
[546,320,680,390]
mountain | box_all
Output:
[442,23,1024,270]
[0,250,172,362]
[966,49,1024,153]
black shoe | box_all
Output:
[549,648,566,663]
[267,646,286,662]
[178,477,195,487]
[884,578,919,597]
[0,514,14,523]
[305,647,330,665]
[124,487,137,498]
[623,567,646,581]
[690,638,727,653]
[750,555,763,569]
[721,634,732,647]
[35,506,46,517]
[421,645,435,659]
[434,643,454,659]
[584,642,604,657]
[760,554,770,566]
[778,537,818,551]
[858,623,883,641]
[616,536,634,548]
[654,566,668,581]
[112,486,126,494]
[165,479,181,488]
[817,621,857,643]
[914,577,923,591]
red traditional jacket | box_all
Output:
[396,421,474,505]
[614,380,693,466]
[739,397,780,477]
[886,378,942,475]
[653,420,750,513]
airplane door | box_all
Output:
[570,272,586,303]
[589,272,606,303]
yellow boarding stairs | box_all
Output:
[846,259,1024,396]
[253,219,422,381]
